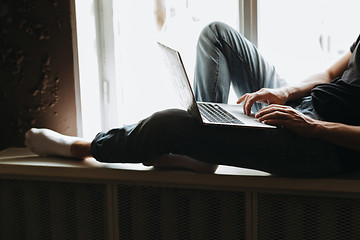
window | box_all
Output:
[257,0,360,82]
[113,0,240,126]
[73,0,103,140]
[74,0,360,139]
[74,0,240,139]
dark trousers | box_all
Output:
[91,108,346,177]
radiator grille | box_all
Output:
[257,193,360,240]
[0,179,108,240]
[117,185,246,240]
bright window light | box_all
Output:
[113,0,240,125]
[258,0,360,83]
[74,0,102,140]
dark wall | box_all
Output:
[0,0,77,150]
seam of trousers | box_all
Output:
[208,24,260,92]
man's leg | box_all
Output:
[194,22,287,112]
[71,140,92,159]
[91,109,343,177]
[24,122,218,173]
[26,109,343,177]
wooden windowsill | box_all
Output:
[1,148,360,193]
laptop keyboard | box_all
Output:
[198,103,244,124]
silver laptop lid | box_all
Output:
[157,42,203,123]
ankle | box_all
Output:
[70,140,92,159]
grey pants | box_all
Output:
[91,22,354,177]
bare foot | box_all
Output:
[143,154,218,174]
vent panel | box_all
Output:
[257,193,360,240]
[117,185,246,240]
[0,179,109,240]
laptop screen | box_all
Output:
[157,42,202,122]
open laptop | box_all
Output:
[158,42,275,129]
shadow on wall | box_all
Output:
[0,0,77,151]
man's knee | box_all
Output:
[198,21,247,54]
[199,22,235,41]
[139,109,197,140]
[199,21,224,43]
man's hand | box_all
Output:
[255,104,319,138]
[237,88,289,115]
[255,104,360,151]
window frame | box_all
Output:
[72,0,258,137]
[240,0,258,46]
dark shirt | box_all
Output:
[311,35,360,125]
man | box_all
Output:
[25,22,360,177]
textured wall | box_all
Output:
[0,0,77,150]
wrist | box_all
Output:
[311,121,325,138]
[311,120,335,140]
[281,86,294,102]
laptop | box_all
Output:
[157,42,275,129]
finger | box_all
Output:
[256,105,292,118]
[256,106,282,118]
[242,94,251,115]
[261,118,287,127]
[263,104,287,108]
[236,94,248,104]
[260,104,289,112]
[244,94,263,115]
[246,93,277,115]
[258,111,291,122]
[243,95,253,115]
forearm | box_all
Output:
[314,121,360,151]
[283,72,332,102]
[283,51,352,102]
